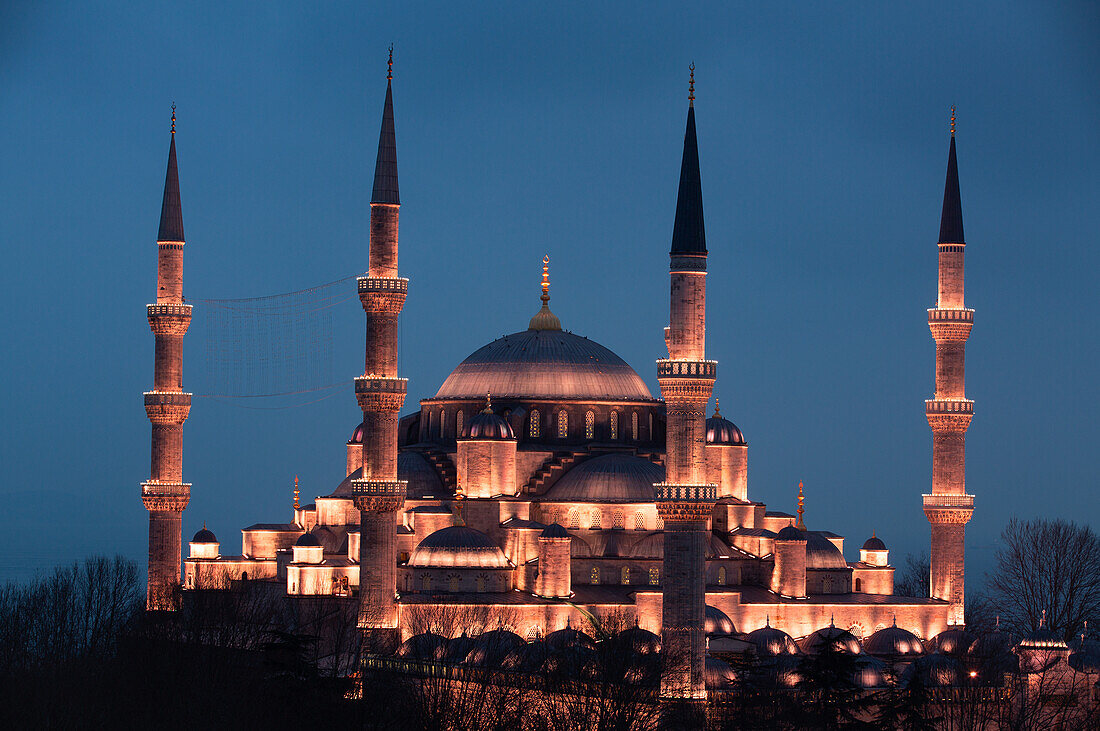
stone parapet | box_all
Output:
[358,277,408,314]
[656,359,717,379]
[926,399,974,433]
[351,478,407,512]
[928,308,974,342]
[923,493,974,525]
[355,376,408,412]
[141,480,191,512]
[147,303,192,336]
[144,391,192,425]
[655,482,717,522]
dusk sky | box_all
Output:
[1,2,1097,586]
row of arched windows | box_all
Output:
[589,566,660,585]
[564,509,649,531]
[529,408,650,442]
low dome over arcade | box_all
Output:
[408,526,510,569]
[543,453,664,503]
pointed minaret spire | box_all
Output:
[371,47,400,205]
[670,66,706,256]
[938,107,964,245]
[796,480,806,530]
[158,104,184,242]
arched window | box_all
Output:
[610,411,619,440]
[854,578,862,592]
[585,411,595,439]
[634,511,645,531]
[557,410,568,438]
[649,413,654,439]
[530,409,541,438]
[590,567,600,585]
[421,574,431,591]
[569,509,580,529]
[656,515,665,530]
[614,511,624,529]
[526,625,541,641]
[405,575,411,591]
[648,567,659,586]
[718,566,727,585]
[448,574,459,592]
[621,567,630,585]
[631,412,639,441]
[456,410,464,438]
[440,410,447,438]
[476,575,486,592]
[591,510,602,529]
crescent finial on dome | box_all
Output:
[529,255,562,331]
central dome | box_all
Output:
[434,329,653,401]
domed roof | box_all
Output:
[465,629,526,666]
[612,626,661,655]
[705,605,736,637]
[706,404,745,445]
[544,454,663,503]
[776,524,805,541]
[461,402,515,440]
[192,527,217,543]
[853,654,889,688]
[408,526,510,569]
[801,625,863,655]
[746,622,800,657]
[628,531,732,559]
[805,532,847,569]
[900,653,960,687]
[395,632,447,661]
[865,624,925,657]
[295,532,320,547]
[541,523,570,539]
[704,655,739,689]
[433,329,653,402]
[545,627,596,653]
[349,421,364,444]
[928,628,977,656]
[331,452,445,499]
[861,534,887,551]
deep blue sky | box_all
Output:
[1,2,1097,587]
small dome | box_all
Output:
[704,656,739,689]
[706,413,745,446]
[801,625,863,655]
[545,454,664,503]
[502,642,552,672]
[746,624,800,657]
[900,653,960,687]
[1069,647,1100,675]
[465,629,526,666]
[541,523,570,539]
[408,526,510,569]
[462,405,515,440]
[776,524,804,541]
[192,527,217,543]
[545,627,596,653]
[443,634,477,663]
[861,535,887,551]
[349,421,364,444]
[295,532,320,547]
[853,654,889,688]
[805,532,847,570]
[705,605,736,637]
[612,626,662,655]
[928,628,977,656]
[395,632,447,661]
[865,625,925,657]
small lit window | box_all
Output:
[591,510,602,529]
[569,509,580,529]
[610,411,619,440]
[621,567,630,585]
[614,511,624,529]
[585,411,595,439]
[632,412,639,441]
[440,410,447,438]
[634,511,645,530]
[558,411,568,438]
[591,567,600,585]
[656,515,664,530]
[456,411,464,437]
[718,566,727,585]
[530,409,541,438]
[421,574,431,591]
[855,578,862,592]
[649,413,654,438]
[649,567,659,585]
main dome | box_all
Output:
[434,329,653,401]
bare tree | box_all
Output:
[896,552,931,599]
[987,518,1100,641]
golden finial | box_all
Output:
[950,105,956,138]
[1040,609,1046,628]
[796,480,805,530]
[483,391,493,414]
[713,398,720,418]
[171,103,176,135]
[202,521,206,530]
[688,63,695,107]
[541,255,551,305]
[293,474,300,510]
[453,486,466,526]
[387,45,393,81]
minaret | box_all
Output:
[923,108,974,627]
[655,65,718,718]
[353,48,408,653]
[141,106,192,610]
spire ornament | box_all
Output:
[688,63,695,107]
[387,45,393,81]
[482,392,493,414]
[713,398,720,418]
[796,480,806,530]
[171,103,176,135]
[293,475,300,510]
[950,105,956,137]
[528,254,562,331]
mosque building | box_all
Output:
[144,55,981,698]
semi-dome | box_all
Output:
[544,454,664,503]
[746,622,800,657]
[706,404,745,445]
[801,625,863,655]
[541,523,570,539]
[295,532,320,547]
[462,403,515,440]
[865,624,924,657]
[434,329,653,401]
[705,605,736,636]
[805,532,848,569]
[408,526,510,569]
[192,527,217,543]
[861,535,887,551]
[629,531,732,559]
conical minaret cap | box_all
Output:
[157,107,185,242]
[937,120,964,244]
[371,50,400,205]
[670,68,706,256]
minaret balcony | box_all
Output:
[922,493,974,509]
[358,277,409,294]
[925,399,973,415]
[144,391,192,425]
[350,478,407,512]
[927,308,974,323]
[358,277,408,314]
[147,303,192,336]
[922,493,975,525]
[147,303,193,317]
[355,376,408,412]
[655,482,718,502]
[928,308,974,342]
[656,359,718,379]
[141,480,191,512]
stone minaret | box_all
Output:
[142,107,192,610]
[923,109,974,627]
[655,67,718,717]
[353,50,408,653]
